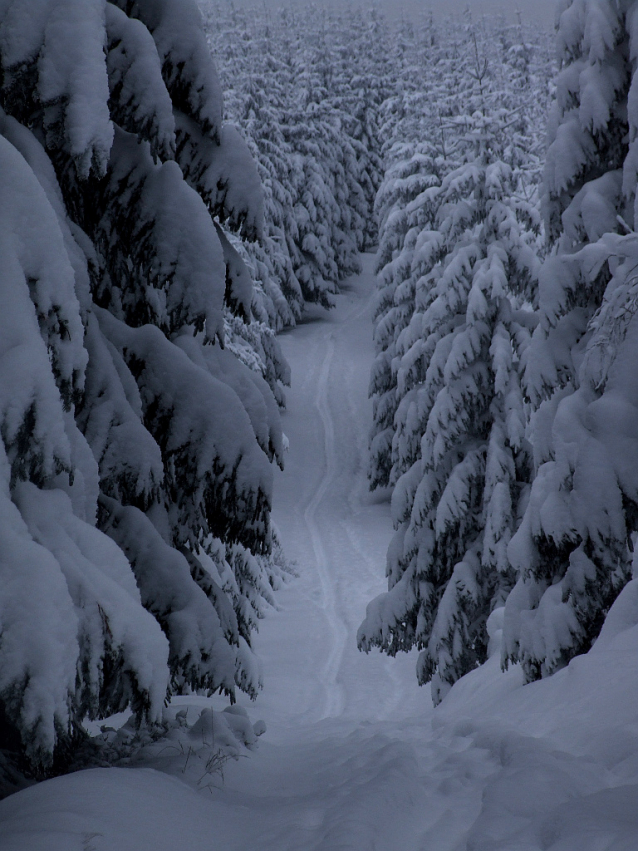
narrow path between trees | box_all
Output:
[258,252,423,729]
[170,253,497,850]
[194,252,439,849]
[2,254,630,851]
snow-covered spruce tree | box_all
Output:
[360,26,544,701]
[368,16,534,492]
[367,17,460,489]
[285,92,365,306]
[503,0,638,681]
[236,72,305,328]
[327,6,390,250]
[0,0,285,776]
[368,143,448,490]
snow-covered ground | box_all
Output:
[2,255,638,850]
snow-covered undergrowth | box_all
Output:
[92,702,264,786]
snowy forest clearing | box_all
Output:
[3,257,638,849]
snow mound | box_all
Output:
[0,767,224,851]
[90,702,266,792]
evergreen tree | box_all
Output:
[360,112,538,703]
[503,0,638,681]
[0,0,286,774]
[368,143,446,489]
[360,20,549,703]
[368,13,552,493]
[328,7,389,249]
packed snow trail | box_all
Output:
[259,253,423,729]
[300,331,347,719]
[4,255,638,849]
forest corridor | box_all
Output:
[3,257,638,850]
[3,1,638,848]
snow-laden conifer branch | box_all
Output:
[0,0,287,776]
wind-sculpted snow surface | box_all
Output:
[3,257,638,850]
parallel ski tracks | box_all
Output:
[302,329,348,718]
[295,288,410,722]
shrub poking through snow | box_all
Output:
[91,704,266,791]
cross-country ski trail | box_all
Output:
[4,255,638,851]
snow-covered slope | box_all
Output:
[1,255,637,850]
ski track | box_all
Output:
[252,254,425,733]
[303,329,347,719]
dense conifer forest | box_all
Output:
[2,3,638,849]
